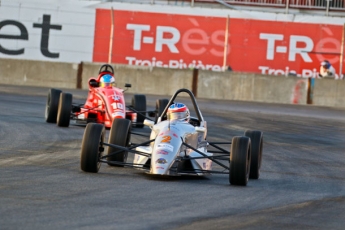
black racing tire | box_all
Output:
[45,88,62,123]
[132,94,146,128]
[107,118,131,166]
[155,99,169,123]
[245,130,263,179]
[80,123,105,173]
[57,93,72,127]
[229,136,251,186]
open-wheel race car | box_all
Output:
[45,64,147,128]
[80,88,263,186]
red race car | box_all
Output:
[45,64,147,128]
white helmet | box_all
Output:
[167,103,190,122]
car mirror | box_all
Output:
[195,126,206,133]
[89,81,99,87]
[144,119,154,128]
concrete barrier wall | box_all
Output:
[0,58,344,108]
[197,70,308,105]
[0,59,78,89]
[313,78,345,107]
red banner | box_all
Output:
[93,9,344,77]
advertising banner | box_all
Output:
[0,0,95,63]
[93,9,345,78]
[1,1,344,78]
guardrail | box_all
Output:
[194,0,345,14]
[137,0,345,15]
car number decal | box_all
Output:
[111,102,124,110]
[161,135,171,143]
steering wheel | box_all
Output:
[98,64,114,74]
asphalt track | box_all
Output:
[0,84,345,230]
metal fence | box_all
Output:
[104,0,345,15]
[191,0,345,11]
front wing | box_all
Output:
[100,136,232,176]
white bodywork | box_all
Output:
[134,119,212,176]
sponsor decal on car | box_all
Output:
[157,143,174,152]
[112,111,125,118]
[156,158,168,164]
[157,150,169,155]
[110,94,121,101]
[156,166,164,170]
[111,112,125,117]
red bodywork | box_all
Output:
[75,71,136,128]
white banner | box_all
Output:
[0,0,96,62]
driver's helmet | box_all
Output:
[321,60,330,69]
[100,74,115,88]
[167,103,190,122]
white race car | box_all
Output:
[80,88,263,186]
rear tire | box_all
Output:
[229,136,251,186]
[155,99,169,123]
[132,94,146,128]
[57,93,72,127]
[107,118,131,166]
[80,123,105,173]
[45,88,61,123]
[245,130,263,179]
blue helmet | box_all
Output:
[321,60,331,69]
[100,74,115,88]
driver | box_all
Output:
[100,74,116,88]
[319,60,335,78]
[167,103,190,122]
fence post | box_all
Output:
[326,0,330,16]
[340,23,345,79]
[77,61,83,89]
[192,68,198,97]
[285,0,289,14]
[307,78,314,104]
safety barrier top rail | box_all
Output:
[123,0,345,15]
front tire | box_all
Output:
[107,118,131,166]
[45,88,61,123]
[80,123,105,173]
[132,94,146,128]
[57,93,72,127]
[245,130,263,179]
[229,136,251,186]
